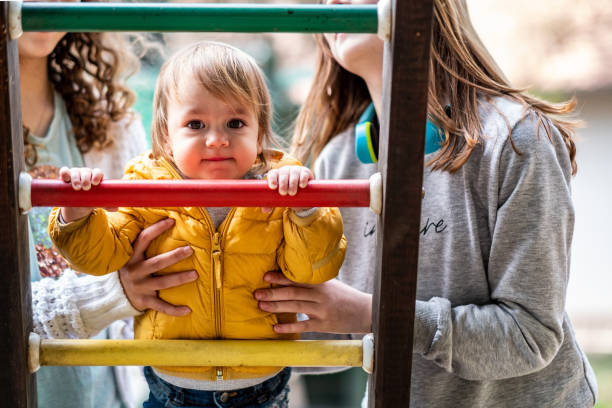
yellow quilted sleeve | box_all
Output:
[277,207,346,284]
[48,207,145,276]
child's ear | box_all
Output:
[257,135,263,155]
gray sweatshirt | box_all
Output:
[314,96,597,407]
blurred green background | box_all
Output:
[593,354,612,408]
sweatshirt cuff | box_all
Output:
[288,207,321,227]
[51,207,92,233]
[76,272,141,335]
[413,299,440,355]
[293,207,318,218]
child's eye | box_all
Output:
[227,119,245,129]
[187,120,205,130]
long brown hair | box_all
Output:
[24,31,138,166]
[292,0,578,174]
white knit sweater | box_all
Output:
[31,269,139,339]
[31,116,146,340]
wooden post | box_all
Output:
[368,0,434,406]
[0,3,36,407]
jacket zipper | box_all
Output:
[159,158,232,381]
[210,209,236,381]
[211,231,224,381]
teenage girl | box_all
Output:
[255,0,598,406]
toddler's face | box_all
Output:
[165,80,260,180]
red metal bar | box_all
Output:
[30,179,371,208]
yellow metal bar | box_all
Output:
[39,339,363,367]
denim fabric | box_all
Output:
[143,367,290,408]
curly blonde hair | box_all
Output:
[24,31,138,166]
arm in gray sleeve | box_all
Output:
[413,115,574,380]
[32,270,140,339]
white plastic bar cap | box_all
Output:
[29,332,41,373]
[369,172,382,215]
[9,1,23,40]
[19,172,32,214]
[362,333,374,373]
[377,0,391,41]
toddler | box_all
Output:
[49,41,346,408]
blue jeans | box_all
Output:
[143,366,291,408]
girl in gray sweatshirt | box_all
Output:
[254,0,598,406]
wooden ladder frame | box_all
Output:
[0,1,434,406]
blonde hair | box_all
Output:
[151,41,276,169]
[292,0,578,174]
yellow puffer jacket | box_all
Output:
[49,151,346,381]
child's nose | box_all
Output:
[205,130,229,148]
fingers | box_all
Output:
[130,218,176,263]
[80,168,92,190]
[258,299,319,316]
[273,320,313,334]
[136,245,193,278]
[265,167,312,213]
[146,270,198,292]
[299,167,313,189]
[70,167,82,190]
[267,166,313,196]
[119,266,196,314]
[287,166,301,196]
[255,284,316,302]
[267,169,279,189]
[61,167,104,191]
[266,167,290,195]
[144,297,192,317]
[91,168,104,186]
[278,168,289,195]
[263,169,279,213]
[263,271,299,286]
[60,167,71,182]
[289,166,313,192]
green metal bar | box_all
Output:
[21,3,378,33]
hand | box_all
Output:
[262,165,314,213]
[59,166,105,222]
[254,271,372,334]
[119,218,198,317]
